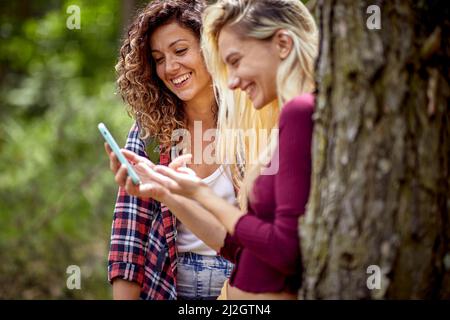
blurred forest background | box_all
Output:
[0,0,149,299]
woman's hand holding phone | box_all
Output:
[102,143,163,200]
[100,122,200,202]
[98,123,142,185]
[103,143,150,183]
[103,142,175,202]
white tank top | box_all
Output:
[176,165,237,256]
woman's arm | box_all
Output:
[122,165,244,258]
[163,194,228,252]
[149,165,246,235]
[112,279,141,300]
[114,155,231,252]
[190,185,245,235]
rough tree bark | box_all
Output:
[299,0,449,299]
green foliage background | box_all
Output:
[0,0,143,299]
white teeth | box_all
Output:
[172,73,191,85]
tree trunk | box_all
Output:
[299,0,449,299]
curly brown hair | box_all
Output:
[116,0,210,148]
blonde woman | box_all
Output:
[112,0,318,299]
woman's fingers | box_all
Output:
[105,143,120,172]
[105,143,153,171]
[154,165,203,198]
[139,183,167,201]
[136,163,178,190]
[137,183,155,197]
[115,164,129,187]
[154,165,187,182]
[125,176,150,197]
[176,166,197,176]
[110,154,120,172]
[104,142,111,155]
[124,176,141,196]
[124,175,168,201]
[121,149,155,168]
[133,164,149,183]
[169,154,192,170]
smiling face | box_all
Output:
[218,26,283,110]
[150,21,212,103]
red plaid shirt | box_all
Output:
[108,123,178,300]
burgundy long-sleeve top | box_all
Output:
[219,93,314,293]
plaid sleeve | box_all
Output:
[108,122,159,286]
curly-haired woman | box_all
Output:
[112,0,319,299]
[105,0,235,300]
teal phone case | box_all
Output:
[98,122,141,185]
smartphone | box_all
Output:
[98,122,141,185]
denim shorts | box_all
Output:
[177,252,234,300]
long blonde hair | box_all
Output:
[202,0,318,209]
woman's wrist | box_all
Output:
[192,183,210,202]
[160,191,177,207]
